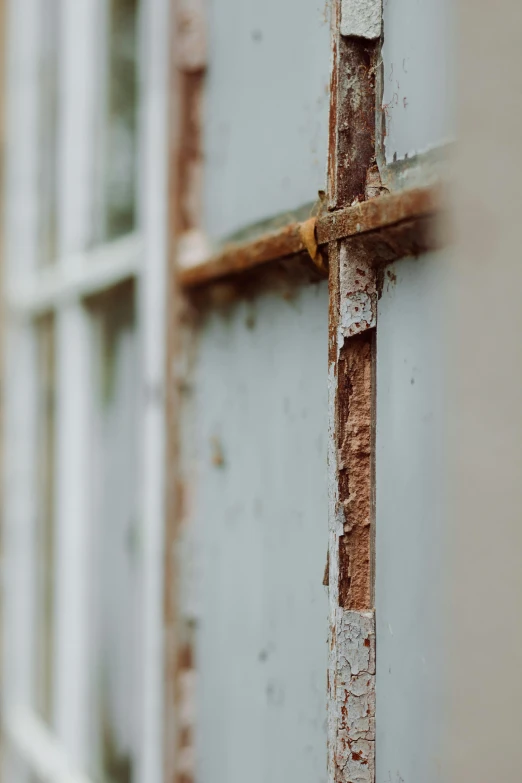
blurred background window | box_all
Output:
[93,0,139,243]
[1,0,168,782]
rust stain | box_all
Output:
[330,611,376,782]
[327,7,380,778]
[300,216,329,275]
[316,185,440,245]
[179,223,314,288]
[333,36,380,209]
[164,0,207,780]
[328,25,339,206]
[210,435,225,468]
[323,548,330,587]
[174,70,205,236]
[178,185,441,289]
[365,163,388,200]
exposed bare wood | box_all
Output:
[336,332,373,610]
[340,0,382,39]
[178,185,441,288]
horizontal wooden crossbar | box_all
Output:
[178,185,442,288]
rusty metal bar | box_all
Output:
[178,185,441,288]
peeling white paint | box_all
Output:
[338,291,375,347]
[341,0,382,39]
[338,243,376,351]
[328,609,376,783]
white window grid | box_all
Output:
[2,1,170,782]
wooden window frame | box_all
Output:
[1,1,170,782]
[164,1,445,782]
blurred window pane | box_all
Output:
[38,0,59,266]
[94,0,140,243]
[203,0,330,241]
[34,315,56,724]
[89,284,138,783]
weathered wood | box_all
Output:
[317,185,438,245]
[164,0,205,781]
[327,1,380,780]
[178,222,312,287]
[327,611,376,782]
[178,185,440,288]
[336,332,374,610]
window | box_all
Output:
[166,0,448,781]
[2,1,169,781]
[2,0,453,780]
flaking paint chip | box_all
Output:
[341,0,382,39]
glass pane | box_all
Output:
[376,254,446,780]
[2,749,39,783]
[34,315,56,723]
[88,284,138,782]
[38,0,59,266]
[382,0,454,164]
[184,283,329,783]
[95,0,140,243]
[203,0,331,241]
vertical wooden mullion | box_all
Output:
[135,0,170,781]
[327,1,381,781]
[164,0,206,781]
[53,0,99,766]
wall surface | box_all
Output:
[445,0,522,777]
[381,0,454,164]
[376,253,447,783]
[186,282,329,783]
[203,0,331,240]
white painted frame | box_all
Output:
[2,0,170,781]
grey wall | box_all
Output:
[203,0,331,240]
[375,253,447,783]
[445,0,522,776]
[188,282,329,783]
[381,0,454,163]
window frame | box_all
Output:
[163,1,443,782]
[1,1,170,781]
